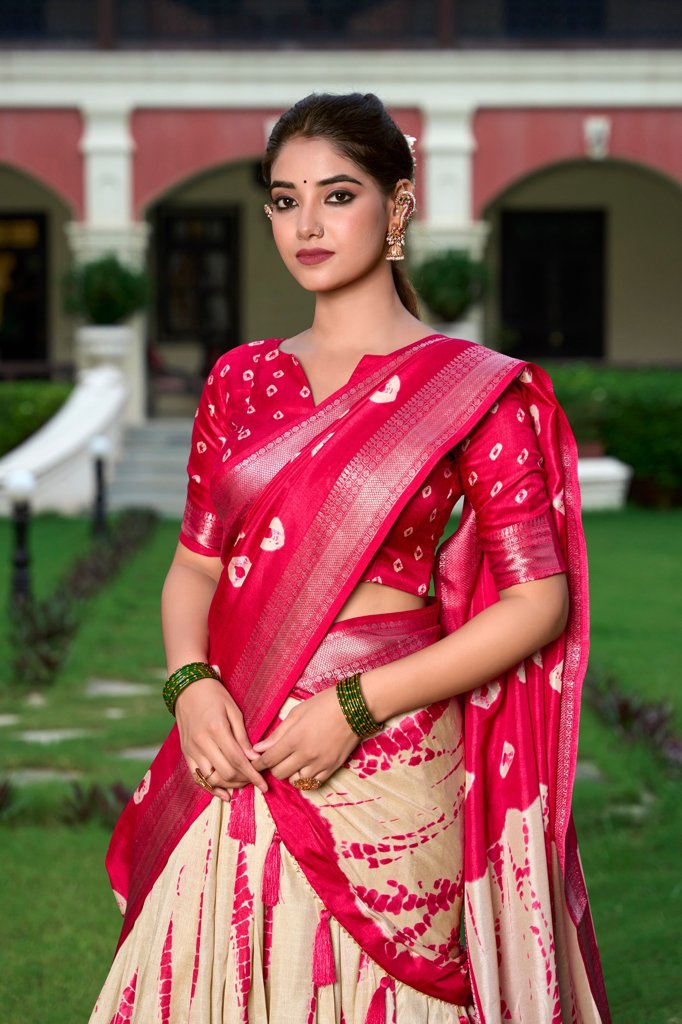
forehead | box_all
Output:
[270,136,366,182]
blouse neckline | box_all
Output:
[275,332,445,409]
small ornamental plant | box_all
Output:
[412,249,488,323]
[62,252,149,325]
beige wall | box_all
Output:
[484,159,682,364]
[146,160,313,373]
[0,164,73,363]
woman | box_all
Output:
[91,93,610,1024]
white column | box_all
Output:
[409,104,490,344]
[410,103,490,259]
[81,104,134,225]
[64,105,150,424]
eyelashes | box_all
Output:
[271,189,355,211]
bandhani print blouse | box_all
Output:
[180,338,566,595]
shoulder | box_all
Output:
[436,335,525,374]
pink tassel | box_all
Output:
[261,831,282,906]
[227,784,256,844]
[364,977,390,1024]
[312,907,336,987]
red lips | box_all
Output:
[296,248,334,265]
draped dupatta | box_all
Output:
[106,336,609,1022]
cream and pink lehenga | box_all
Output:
[90,335,610,1023]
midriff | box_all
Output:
[333,580,426,624]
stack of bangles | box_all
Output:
[163,661,221,715]
[335,672,385,739]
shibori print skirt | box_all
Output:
[89,605,476,1023]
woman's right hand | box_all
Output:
[175,677,268,802]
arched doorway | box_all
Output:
[0,163,73,370]
[482,158,682,364]
[143,159,313,414]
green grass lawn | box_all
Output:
[0,508,680,1022]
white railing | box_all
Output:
[0,365,128,515]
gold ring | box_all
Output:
[195,767,215,793]
[204,766,217,781]
[291,776,322,790]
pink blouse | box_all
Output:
[180,338,565,595]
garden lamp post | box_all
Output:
[90,434,112,537]
[7,468,36,604]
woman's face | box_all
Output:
[267,136,395,295]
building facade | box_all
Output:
[1,2,681,420]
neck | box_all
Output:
[306,262,423,357]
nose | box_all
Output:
[295,201,324,240]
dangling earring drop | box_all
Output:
[385,189,416,262]
[263,204,273,221]
[385,228,406,261]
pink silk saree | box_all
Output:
[105,335,610,1023]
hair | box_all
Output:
[262,92,420,318]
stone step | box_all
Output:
[108,418,193,517]
[111,454,187,473]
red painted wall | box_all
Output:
[132,107,423,215]
[0,109,83,215]
[473,108,682,216]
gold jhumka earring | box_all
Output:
[385,189,416,262]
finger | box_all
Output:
[251,736,296,773]
[224,705,259,758]
[268,753,309,781]
[198,730,268,794]
[220,734,269,793]
[252,718,289,752]
[287,766,330,787]
[212,785,233,804]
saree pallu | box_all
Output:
[91,606,475,1023]
[99,336,610,1024]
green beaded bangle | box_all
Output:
[336,672,384,739]
[163,661,221,716]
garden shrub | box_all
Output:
[62,782,132,828]
[544,363,682,504]
[0,381,73,457]
[8,508,158,691]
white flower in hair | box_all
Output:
[404,134,417,156]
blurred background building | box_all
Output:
[0,0,681,424]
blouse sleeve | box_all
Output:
[455,378,566,591]
[179,353,236,558]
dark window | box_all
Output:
[154,207,241,369]
[505,0,605,38]
[500,209,605,360]
[0,213,48,362]
[1,0,680,47]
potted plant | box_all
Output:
[411,249,488,342]
[62,253,149,366]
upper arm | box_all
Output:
[179,353,236,559]
[169,540,223,585]
[498,572,569,637]
[455,379,567,592]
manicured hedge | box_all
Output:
[0,381,73,457]
[544,363,682,505]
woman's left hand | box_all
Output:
[250,685,361,786]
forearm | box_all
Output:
[161,563,219,675]
[362,575,569,724]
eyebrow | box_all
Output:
[269,174,364,191]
